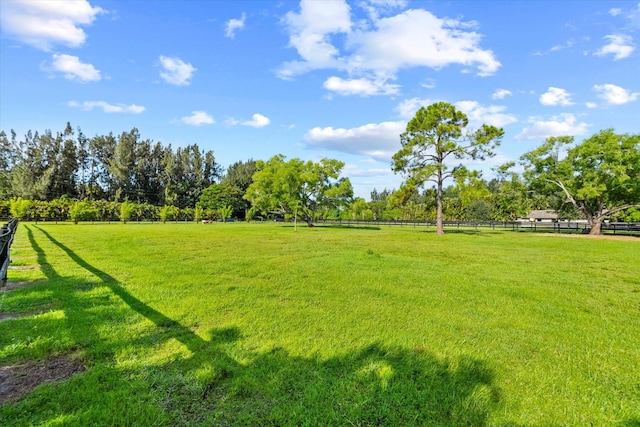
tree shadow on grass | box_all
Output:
[418,228,501,236]
[2,225,502,426]
[153,342,501,426]
[316,224,382,231]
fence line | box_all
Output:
[1,216,638,236]
[314,219,640,235]
[1,218,19,287]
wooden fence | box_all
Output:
[1,218,19,287]
[314,219,640,235]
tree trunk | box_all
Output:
[589,219,602,235]
[436,175,444,235]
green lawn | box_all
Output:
[1,222,639,426]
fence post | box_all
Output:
[1,219,19,288]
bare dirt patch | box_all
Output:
[1,281,44,292]
[0,356,85,404]
[0,313,28,323]
[535,233,639,242]
[8,265,38,271]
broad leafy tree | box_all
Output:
[521,129,640,234]
[199,182,246,218]
[245,155,353,226]
[392,102,504,234]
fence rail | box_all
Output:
[314,218,640,235]
[1,218,19,287]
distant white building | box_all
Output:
[520,210,558,222]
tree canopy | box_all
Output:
[520,129,640,234]
[392,102,504,234]
[199,182,247,218]
[244,155,353,226]
[0,123,222,207]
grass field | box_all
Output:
[1,222,639,426]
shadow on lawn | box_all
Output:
[318,224,382,231]
[3,225,501,426]
[419,228,501,236]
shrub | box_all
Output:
[120,201,136,224]
[159,205,176,223]
[10,197,32,220]
[69,201,98,224]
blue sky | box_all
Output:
[1,0,639,199]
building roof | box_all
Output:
[527,210,558,219]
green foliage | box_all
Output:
[222,159,257,192]
[488,163,532,221]
[159,205,177,223]
[0,200,10,218]
[199,183,246,218]
[10,197,32,219]
[393,102,503,234]
[194,203,204,222]
[119,201,136,223]
[521,129,640,233]
[218,205,233,222]
[68,201,98,224]
[3,123,222,206]
[245,155,353,226]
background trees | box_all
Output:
[0,123,222,207]
[521,130,640,234]
[199,183,247,219]
[245,155,353,225]
[392,102,504,234]
[2,121,638,233]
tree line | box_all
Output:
[2,103,639,234]
[0,123,221,208]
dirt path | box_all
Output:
[534,233,639,242]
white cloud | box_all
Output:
[0,0,104,51]
[539,87,573,106]
[304,121,405,161]
[454,101,517,128]
[68,101,145,114]
[347,9,501,77]
[225,13,246,38]
[159,56,196,86]
[492,89,512,100]
[45,54,100,82]
[224,117,241,126]
[550,39,575,52]
[242,113,271,128]
[594,34,634,60]
[593,83,639,105]
[323,76,399,96]
[278,1,500,81]
[516,114,590,140]
[342,164,395,178]
[586,102,598,109]
[278,0,352,79]
[395,97,436,119]
[359,0,407,21]
[609,8,622,17]
[421,78,436,89]
[394,98,516,128]
[180,111,214,126]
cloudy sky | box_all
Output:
[1,0,638,198]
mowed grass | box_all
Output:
[1,222,639,426]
